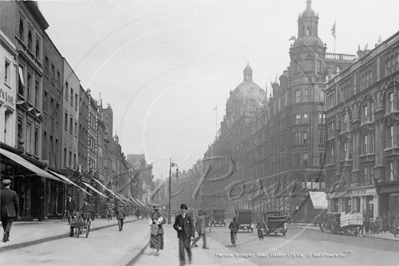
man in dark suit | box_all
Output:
[81,198,92,223]
[1,179,19,242]
[116,204,126,231]
[66,194,75,225]
[173,203,195,266]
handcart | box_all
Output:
[70,212,91,238]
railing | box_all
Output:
[326,53,356,61]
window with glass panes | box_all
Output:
[388,92,394,113]
[363,135,368,154]
[319,112,325,124]
[304,88,309,101]
[295,114,301,124]
[388,125,394,148]
[389,161,394,181]
[295,132,301,144]
[363,167,368,185]
[303,113,309,123]
[303,153,309,166]
[295,90,301,103]
[303,132,308,144]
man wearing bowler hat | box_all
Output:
[173,203,195,266]
[1,179,19,242]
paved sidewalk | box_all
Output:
[290,223,399,241]
[0,216,140,252]
[132,223,257,266]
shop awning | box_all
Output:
[136,198,146,207]
[115,192,129,202]
[92,178,120,199]
[0,148,59,181]
[81,182,109,198]
[309,191,328,209]
[48,170,92,196]
[129,197,141,207]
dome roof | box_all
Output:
[231,80,264,102]
[244,64,252,72]
[301,0,316,18]
[293,35,324,48]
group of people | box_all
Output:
[66,195,97,224]
[362,216,399,237]
[66,195,128,231]
[148,203,205,266]
[147,203,249,266]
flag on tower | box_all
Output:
[213,105,217,111]
[331,21,336,38]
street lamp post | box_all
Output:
[168,159,178,224]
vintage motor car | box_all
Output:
[263,211,287,236]
[235,209,253,232]
[210,209,226,227]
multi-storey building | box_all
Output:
[42,32,65,218]
[172,161,203,212]
[325,30,399,221]
[77,85,90,207]
[0,30,17,148]
[87,89,98,175]
[126,154,148,204]
[60,59,81,197]
[0,0,64,221]
[202,1,355,222]
[203,64,264,219]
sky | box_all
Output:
[37,0,399,180]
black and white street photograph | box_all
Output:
[1,0,399,265]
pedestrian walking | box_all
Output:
[149,204,166,256]
[256,218,267,240]
[392,216,399,237]
[1,179,19,242]
[173,203,195,266]
[66,194,75,225]
[90,199,96,221]
[364,218,370,234]
[135,208,141,219]
[191,210,209,249]
[374,217,382,234]
[81,198,92,223]
[229,217,240,247]
[116,204,126,231]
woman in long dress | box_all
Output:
[149,204,166,256]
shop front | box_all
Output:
[0,146,64,221]
[377,183,399,219]
[327,187,377,218]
